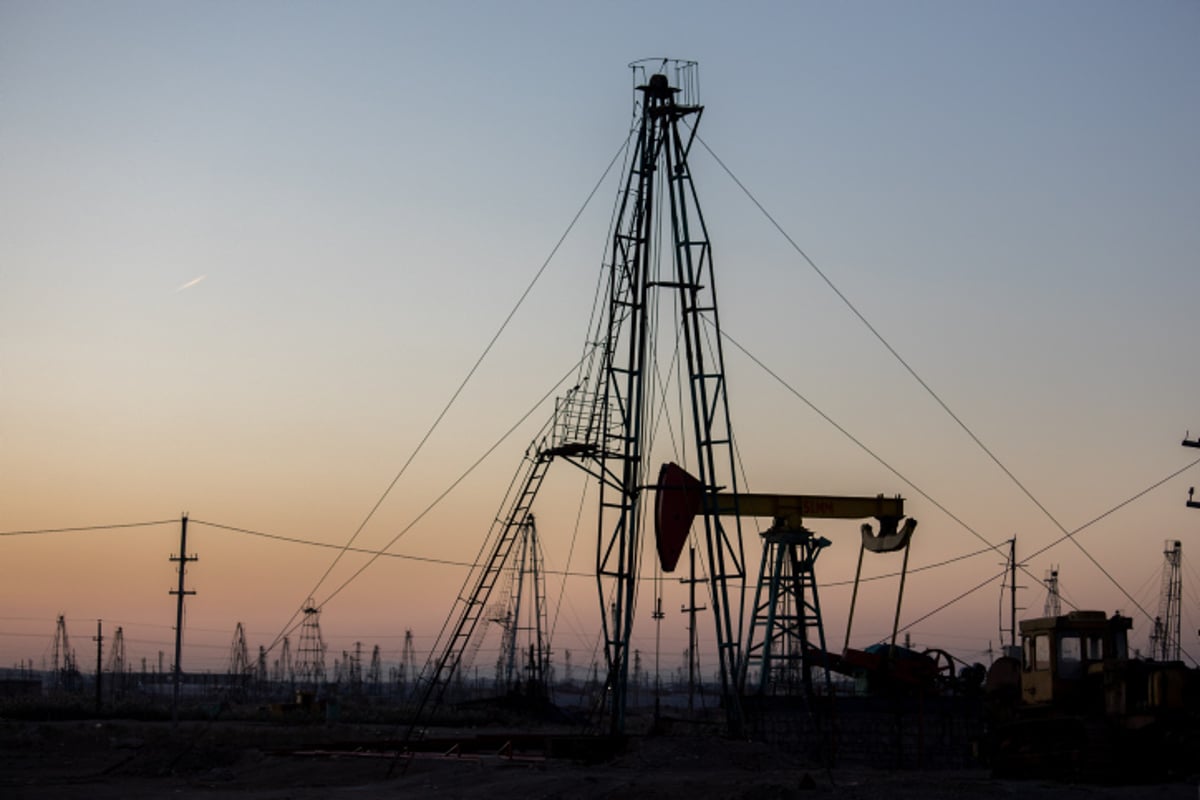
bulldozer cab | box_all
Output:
[1018,610,1130,711]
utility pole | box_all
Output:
[651,594,664,717]
[93,620,103,713]
[1002,537,1025,653]
[170,514,197,725]
[679,546,706,713]
[1010,539,1017,647]
[1186,432,1200,508]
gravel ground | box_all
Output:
[2,719,1197,799]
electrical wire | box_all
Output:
[889,567,1008,643]
[694,132,1200,639]
[0,519,176,536]
[822,544,997,588]
[191,519,478,569]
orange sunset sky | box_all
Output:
[3,2,1199,680]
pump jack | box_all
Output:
[654,462,918,696]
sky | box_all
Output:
[2,1,1199,681]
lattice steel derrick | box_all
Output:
[509,514,550,695]
[1154,540,1182,661]
[275,636,292,684]
[590,60,745,734]
[659,72,746,715]
[743,529,831,698]
[52,614,78,689]
[229,622,252,677]
[295,601,326,690]
[1043,567,1061,617]
[106,626,126,676]
[590,66,663,735]
[415,438,556,712]
[367,644,382,688]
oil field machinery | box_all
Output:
[987,609,1200,781]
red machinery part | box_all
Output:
[654,462,704,572]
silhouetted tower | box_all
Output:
[497,514,550,696]
[585,58,745,734]
[400,629,416,695]
[256,646,268,683]
[743,529,832,697]
[368,644,382,691]
[272,636,292,684]
[107,626,127,697]
[411,60,744,738]
[349,641,363,692]
[294,601,326,690]
[1043,566,1061,617]
[105,626,125,675]
[52,614,78,689]
[228,622,252,677]
[1149,540,1183,661]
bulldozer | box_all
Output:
[986,609,1200,781]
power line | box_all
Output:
[885,461,1200,661]
[890,568,1008,643]
[697,134,1200,629]
[716,324,1015,563]
[697,132,1065,535]
[192,518,595,577]
[823,545,997,588]
[0,520,175,536]
[1027,456,1200,564]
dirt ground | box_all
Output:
[1,718,1197,799]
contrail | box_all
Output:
[175,275,207,292]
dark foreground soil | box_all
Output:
[1,718,1197,799]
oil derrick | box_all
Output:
[400,629,416,696]
[743,529,832,697]
[272,636,292,684]
[349,642,363,692]
[413,60,746,738]
[583,59,745,734]
[1042,566,1061,617]
[367,644,382,693]
[294,601,326,690]
[106,626,126,699]
[497,514,550,697]
[105,626,126,674]
[488,610,510,690]
[1148,540,1182,661]
[228,622,252,679]
[52,614,79,690]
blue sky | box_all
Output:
[2,2,1199,674]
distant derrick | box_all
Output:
[1042,567,1061,617]
[295,601,326,689]
[1148,540,1182,661]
